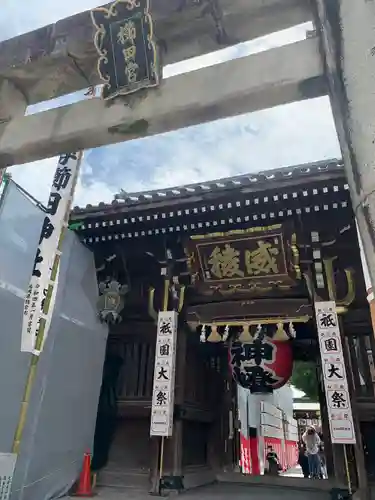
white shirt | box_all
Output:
[302,431,320,455]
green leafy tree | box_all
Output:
[291,361,319,401]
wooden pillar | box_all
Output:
[340,319,369,499]
[171,327,187,480]
[150,436,161,493]
[152,325,187,492]
[368,291,375,340]
[316,362,335,478]
[218,378,234,470]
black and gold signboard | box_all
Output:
[91,0,160,100]
[186,224,301,295]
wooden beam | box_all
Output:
[0,38,325,167]
[0,0,313,106]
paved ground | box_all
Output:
[94,482,330,500]
[281,465,303,478]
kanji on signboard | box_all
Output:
[52,166,72,191]
[39,216,54,245]
[32,249,43,278]
[324,337,338,352]
[46,192,62,216]
[159,343,170,356]
[330,390,347,409]
[156,390,168,405]
[157,367,169,380]
[326,363,344,380]
[159,320,172,335]
[318,311,337,328]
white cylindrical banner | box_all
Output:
[21,152,83,354]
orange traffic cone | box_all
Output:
[73,452,94,497]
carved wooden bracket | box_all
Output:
[148,278,186,323]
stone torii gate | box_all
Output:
[0,2,374,301]
[0,1,375,497]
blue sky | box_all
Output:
[2,0,341,208]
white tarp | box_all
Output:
[0,181,108,500]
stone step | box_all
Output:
[97,468,150,490]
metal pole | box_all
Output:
[159,436,165,481]
[343,445,352,496]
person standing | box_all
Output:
[265,446,281,476]
[302,427,321,478]
[298,442,310,478]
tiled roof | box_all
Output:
[72,158,345,216]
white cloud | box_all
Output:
[11,95,339,207]
[128,97,339,193]
[3,0,340,207]
[0,0,104,41]
[164,23,312,78]
[10,156,114,207]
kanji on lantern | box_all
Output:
[229,335,293,394]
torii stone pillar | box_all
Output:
[315,1,375,295]
[356,221,375,327]
[0,78,27,176]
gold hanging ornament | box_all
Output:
[274,322,289,341]
[207,325,222,343]
[238,325,252,343]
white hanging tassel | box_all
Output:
[200,324,207,343]
[222,325,229,342]
[288,322,296,338]
[253,324,262,340]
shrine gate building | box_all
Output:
[69,158,375,494]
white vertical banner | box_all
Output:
[315,301,356,444]
[150,311,178,437]
[21,152,83,354]
[0,169,7,204]
[0,453,16,500]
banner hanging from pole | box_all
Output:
[0,170,8,207]
[315,301,356,444]
[150,311,178,437]
[0,168,6,186]
[21,152,83,354]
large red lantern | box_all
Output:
[229,335,293,394]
